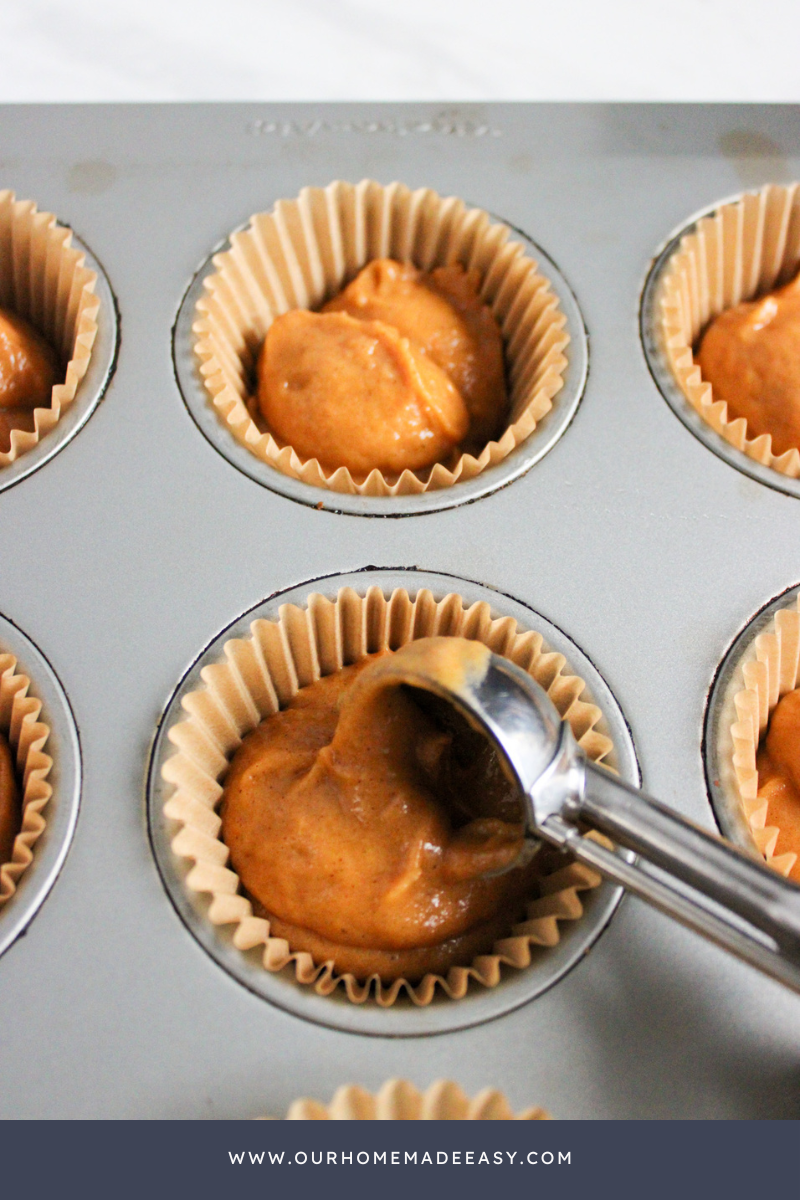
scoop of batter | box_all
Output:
[756,687,800,884]
[0,731,20,867]
[257,309,469,475]
[221,645,537,982]
[697,274,800,457]
[0,308,59,411]
[324,259,507,448]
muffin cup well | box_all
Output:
[0,190,100,466]
[654,182,800,479]
[161,584,614,1008]
[720,592,800,879]
[192,180,570,497]
[282,1078,549,1120]
[0,653,53,907]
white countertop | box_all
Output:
[0,0,798,103]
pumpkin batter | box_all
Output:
[0,731,20,867]
[323,259,507,449]
[221,644,539,982]
[696,273,800,457]
[0,308,58,411]
[257,310,469,475]
[256,259,507,475]
[755,687,800,884]
[0,308,59,453]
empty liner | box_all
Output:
[0,190,99,465]
[656,182,800,478]
[162,585,615,1008]
[721,593,800,881]
[0,653,53,907]
[193,180,569,496]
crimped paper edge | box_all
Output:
[192,179,570,496]
[723,593,800,878]
[0,652,53,906]
[161,584,616,1008]
[0,189,99,467]
[656,181,800,478]
[277,1078,549,1120]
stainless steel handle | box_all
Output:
[537,757,800,993]
[362,637,800,995]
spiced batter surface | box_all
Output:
[221,646,537,982]
[0,308,58,410]
[0,308,59,452]
[697,273,800,457]
[256,259,507,476]
[756,686,800,884]
[0,731,20,867]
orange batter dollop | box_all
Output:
[696,273,800,457]
[0,308,59,453]
[256,260,507,475]
[324,260,507,448]
[221,645,538,982]
[0,308,58,411]
[755,687,800,884]
[0,731,20,867]
[257,310,468,475]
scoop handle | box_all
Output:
[360,637,800,993]
[537,757,800,993]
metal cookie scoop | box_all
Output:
[374,637,800,994]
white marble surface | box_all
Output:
[0,0,798,102]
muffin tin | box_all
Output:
[0,103,799,1120]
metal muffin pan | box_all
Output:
[148,567,638,1038]
[172,217,588,516]
[0,103,799,1119]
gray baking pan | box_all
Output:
[0,103,798,1119]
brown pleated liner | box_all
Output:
[0,653,53,907]
[0,190,100,465]
[723,593,800,879]
[162,585,615,1007]
[282,1078,549,1120]
[193,179,570,496]
[656,182,800,477]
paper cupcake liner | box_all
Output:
[162,585,614,1007]
[0,190,100,465]
[0,653,53,906]
[721,592,800,881]
[656,182,800,477]
[193,179,569,496]
[282,1078,549,1120]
